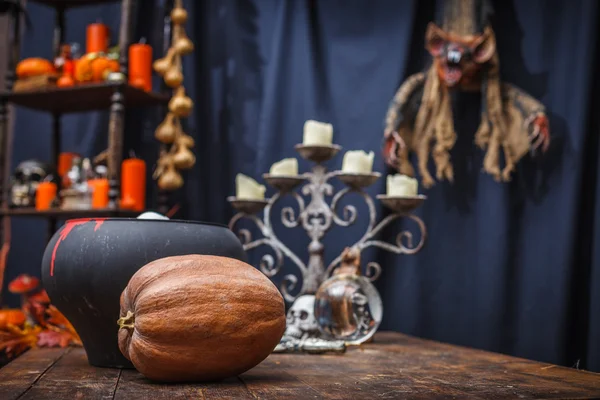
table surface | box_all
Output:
[0,332,599,399]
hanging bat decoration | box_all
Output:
[382,0,550,188]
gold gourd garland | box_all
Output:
[152,0,195,191]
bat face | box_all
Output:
[425,23,496,90]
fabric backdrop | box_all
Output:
[5,0,600,372]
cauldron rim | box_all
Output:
[64,217,227,229]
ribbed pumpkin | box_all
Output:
[117,254,286,382]
[16,58,56,79]
[0,309,26,328]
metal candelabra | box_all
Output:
[227,143,428,304]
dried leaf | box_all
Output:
[46,306,82,345]
[0,324,41,358]
[37,330,73,348]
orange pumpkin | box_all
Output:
[75,55,120,83]
[90,57,110,81]
[117,255,286,382]
[57,75,75,88]
[74,56,94,82]
[0,309,26,328]
[104,59,120,80]
[16,58,56,79]
[95,58,120,81]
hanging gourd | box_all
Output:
[153,0,196,191]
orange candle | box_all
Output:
[58,152,78,178]
[128,42,152,92]
[86,23,109,54]
[120,158,146,211]
[35,182,57,211]
[89,179,109,209]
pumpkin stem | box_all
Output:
[117,310,135,330]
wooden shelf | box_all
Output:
[31,0,119,8]
[3,83,169,114]
[0,207,140,218]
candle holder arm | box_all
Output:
[361,213,427,255]
[281,191,306,228]
[325,186,378,276]
[330,187,378,232]
[329,187,358,227]
[325,213,426,281]
[229,195,308,302]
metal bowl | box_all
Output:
[336,172,381,189]
[263,174,306,192]
[376,194,426,214]
[294,144,342,163]
[227,196,270,214]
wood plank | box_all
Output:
[253,356,399,400]
[340,333,600,399]
[0,348,66,400]
[266,350,469,399]
[18,347,120,400]
[1,332,599,399]
[240,359,325,399]
[113,369,254,400]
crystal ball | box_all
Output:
[314,273,382,345]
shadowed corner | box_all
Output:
[489,0,566,205]
[490,0,550,100]
[514,110,570,205]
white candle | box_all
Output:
[236,173,266,200]
[342,150,374,174]
[269,158,298,176]
[303,120,333,146]
[386,174,418,197]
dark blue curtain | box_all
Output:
[5,0,600,372]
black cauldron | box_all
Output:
[41,218,247,368]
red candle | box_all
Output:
[129,43,152,92]
[86,23,109,54]
[120,158,146,211]
[35,182,57,211]
[90,179,109,209]
[58,152,78,178]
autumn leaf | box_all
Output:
[45,306,82,346]
[37,330,73,348]
[0,324,41,358]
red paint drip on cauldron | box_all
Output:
[50,218,106,277]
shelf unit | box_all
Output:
[0,0,174,243]
[3,82,168,113]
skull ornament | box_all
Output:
[10,160,54,207]
[284,294,319,339]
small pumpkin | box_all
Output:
[0,309,26,328]
[75,54,118,83]
[117,255,286,382]
[74,56,94,82]
[16,58,56,79]
[57,74,75,88]
[92,57,119,81]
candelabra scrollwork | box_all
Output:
[325,212,427,280]
[229,196,307,302]
[228,143,427,304]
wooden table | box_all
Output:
[1,332,599,399]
